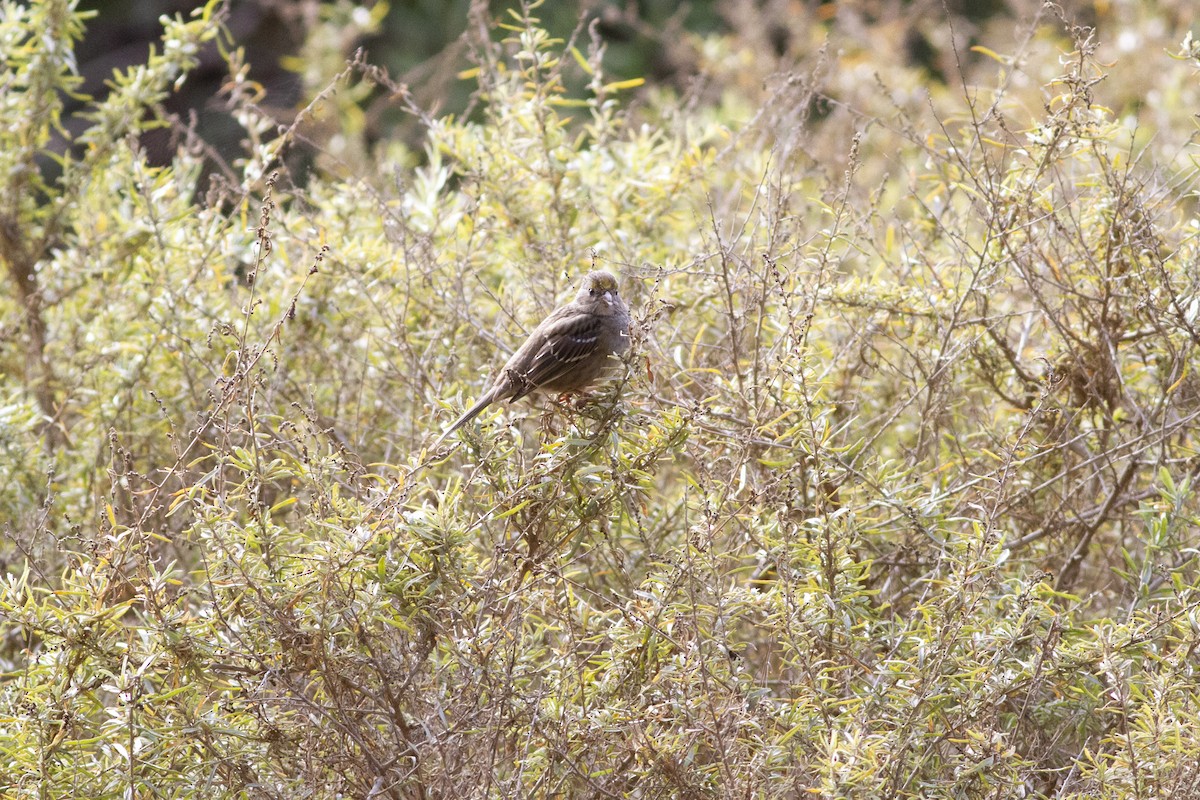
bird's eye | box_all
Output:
[589,289,596,296]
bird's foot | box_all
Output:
[554,391,591,410]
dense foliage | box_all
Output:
[3,0,1200,796]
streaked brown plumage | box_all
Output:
[433,271,630,447]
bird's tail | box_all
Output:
[432,392,496,449]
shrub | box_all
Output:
[3,1,1200,797]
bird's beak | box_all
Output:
[602,291,613,305]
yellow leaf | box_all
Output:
[570,46,593,75]
[602,77,645,92]
[1166,360,1189,395]
[279,55,306,73]
[497,499,533,519]
[971,45,1008,64]
[269,497,298,513]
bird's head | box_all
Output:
[580,270,621,308]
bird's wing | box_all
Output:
[510,311,604,398]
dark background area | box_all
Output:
[70,0,1029,174]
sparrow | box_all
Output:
[433,270,630,447]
